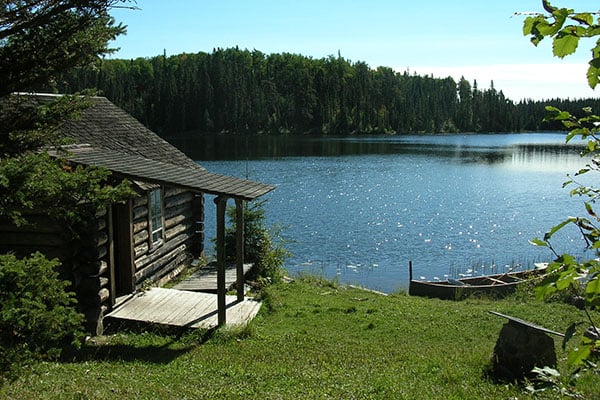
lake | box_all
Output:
[175,133,594,293]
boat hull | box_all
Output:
[408,269,541,301]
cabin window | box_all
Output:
[149,188,164,245]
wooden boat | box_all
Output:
[408,261,547,300]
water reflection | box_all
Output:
[191,133,593,293]
[172,132,584,163]
[509,144,589,171]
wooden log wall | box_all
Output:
[71,207,112,335]
[132,186,204,289]
[0,186,205,335]
[0,210,112,335]
[0,215,70,261]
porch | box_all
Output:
[173,262,254,292]
[106,287,261,329]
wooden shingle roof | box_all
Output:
[60,145,274,200]
[29,94,274,200]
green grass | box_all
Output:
[1,277,599,399]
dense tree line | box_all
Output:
[49,47,600,136]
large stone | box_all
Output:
[491,321,557,382]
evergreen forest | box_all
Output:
[49,47,600,136]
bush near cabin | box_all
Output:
[0,252,84,382]
[222,200,290,284]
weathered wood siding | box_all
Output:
[131,186,203,289]
[76,207,112,335]
[0,215,70,261]
[0,209,112,335]
[0,186,204,335]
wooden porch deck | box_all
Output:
[106,287,261,329]
[173,263,253,292]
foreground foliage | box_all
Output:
[0,253,83,383]
[0,0,126,97]
[0,0,133,229]
[0,279,598,399]
[0,0,134,379]
[523,0,600,89]
[522,1,600,382]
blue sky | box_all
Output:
[110,1,597,101]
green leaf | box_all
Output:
[568,345,592,366]
[555,270,576,290]
[587,288,600,308]
[535,281,557,300]
[587,59,600,89]
[584,202,597,217]
[569,126,588,137]
[551,8,571,29]
[529,238,548,247]
[566,128,582,142]
[562,322,580,350]
[592,41,600,59]
[556,253,576,266]
[572,13,594,26]
[562,120,580,129]
[544,218,574,241]
[586,276,600,296]
[523,17,537,35]
[575,167,591,176]
[553,31,580,58]
[536,20,556,36]
[545,105,561,113]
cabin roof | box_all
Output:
[52,145,274,200]
[59,94,204,171]
[24,94,275,200]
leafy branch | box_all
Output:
[522,1,600,385]
[522,0,600,88]
[529,108,600,370]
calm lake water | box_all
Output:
[177,133,594,293]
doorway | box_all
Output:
[110,201,135,302]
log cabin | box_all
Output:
[0,93,275,334]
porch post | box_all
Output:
[215,196,227,326]
[235,198,245,302]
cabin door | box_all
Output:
[111,201,135,300]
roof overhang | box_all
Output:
[49,146,275,201]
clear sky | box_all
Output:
[109,0,598,102]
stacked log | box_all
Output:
[71,207,112,335]
[131,187,203,288]
[0,185,206,335]
[0,209,112,335]
[0,215,70,259]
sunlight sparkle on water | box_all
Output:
[200,133,591,293]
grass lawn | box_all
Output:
[1,276,598,399]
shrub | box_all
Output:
[0,252,84,381]
[222,199,290,283]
